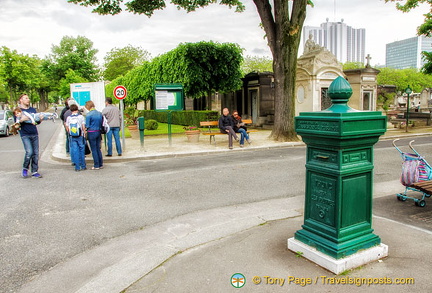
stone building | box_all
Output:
[344,56,380,111]
[296,36,345,115]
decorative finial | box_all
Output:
[328,76,353,105]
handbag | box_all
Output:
[85,140,91,155]
[100,115,110,134]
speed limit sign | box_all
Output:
[113,85,127,100]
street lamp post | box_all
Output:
[405,85,412,132]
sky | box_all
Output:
[0,0,430,67]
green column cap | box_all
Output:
[324,76,354,113]
[328,76,353,104]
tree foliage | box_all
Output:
[377,67,432,93]
[421,51,432,74]
[69,0,313,141]
[106,41,243,106]
[342,62,364,70]
[386,0,432,37]
[68,0,245,15]
[43,35,100,84]
[386,1,432,73]
[0,46,42,104]
[241,55,273,75]
[103,45,151,81]
[58,69,89,98]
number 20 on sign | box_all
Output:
[114,85,127,100]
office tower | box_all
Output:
[386,36,432,69]
[303,19,366,63]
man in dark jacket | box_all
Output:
[16,94,43,178]
[218,108,238,149]
[60,99,71,155]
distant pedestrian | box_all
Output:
[102,97,122,157]
[15,93,43,178]
[85,100,104,170]
[65,104,86,172]
[218,107,238,149]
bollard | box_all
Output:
[288,76,388,273]
[137,116,145,149]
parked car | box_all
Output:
[0,110,15,137]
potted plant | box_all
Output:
[124,107,139,130]
[183,125,200,142]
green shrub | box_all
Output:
[138,110,219,126]
[145,119,159,130]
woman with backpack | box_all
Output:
[65,104,86,172]
[85,100,104,170]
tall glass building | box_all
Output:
[303,19,366,63]
[386,36,432,69]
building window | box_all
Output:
[363,91,372,110]
[321,88,331,110]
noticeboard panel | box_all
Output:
[154,84,184,111]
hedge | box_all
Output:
[137,110,219,127]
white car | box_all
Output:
[0,110,15,136]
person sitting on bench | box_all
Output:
[232,110,251,147]
[218,108,238,149]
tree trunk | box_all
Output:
[271,26,303,141]
[253,0,307,141]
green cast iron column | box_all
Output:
[294,76,387,259]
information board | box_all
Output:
[70,82,105,111]
[154,84,184,111]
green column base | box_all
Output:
[294,228,381,259]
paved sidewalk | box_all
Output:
[51,128,303,163]
[24,126,432,293]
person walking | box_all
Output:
[102,97,122,157]
[16,93,43,178]
[218,108,238,149]
[85,100,103,170]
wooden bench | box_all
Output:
[200,119,257,145]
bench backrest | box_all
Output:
[200,119,253,132]
[200,121,218,127]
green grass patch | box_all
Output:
[143,123,186,135]
[119,123,215,137]
[143,123,212,136]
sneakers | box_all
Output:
[31,172,42,179]
[22,169,42,178]
[247,139,252,144]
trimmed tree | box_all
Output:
[107,41,243,108]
